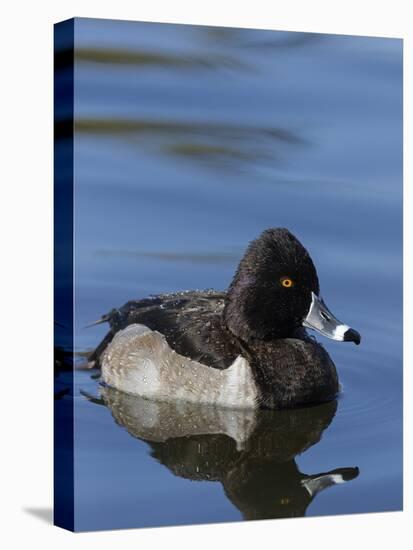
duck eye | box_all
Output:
[280,277,294,288]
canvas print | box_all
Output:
[54,18,403,532]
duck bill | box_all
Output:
[303,292,361,345]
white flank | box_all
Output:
[101,323,258,409]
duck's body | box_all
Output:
[90,229,360,409]
[100,322,258,409]
[93,290,237,371]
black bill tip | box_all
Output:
[330,466,360,481]
[343,328,361,345]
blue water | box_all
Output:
[62,18,402,530]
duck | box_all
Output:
[88,228,360,409]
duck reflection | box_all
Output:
[92,388,359,520]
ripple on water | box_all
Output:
[334,349,402,433]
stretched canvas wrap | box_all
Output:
[54,17,403,532]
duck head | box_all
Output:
[224,228,360,345]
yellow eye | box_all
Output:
[280,276,294,288]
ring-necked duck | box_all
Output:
[89,228,360,409]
